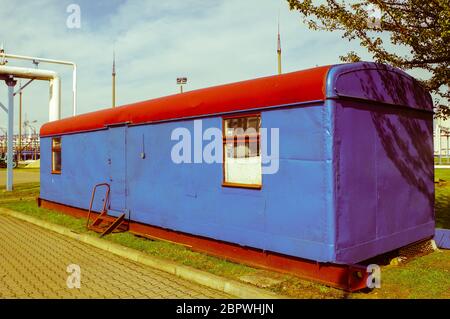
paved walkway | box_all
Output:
[0,215,231,299]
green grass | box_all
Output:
[1,177,450,299]
[352,250,450,299]
[0,182,40,203]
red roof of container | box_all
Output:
[40,65,331,137]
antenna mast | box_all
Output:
[277,13,282,75]
[112,50,116,108]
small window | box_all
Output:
[52,137,61,174]
[223,115,262,189]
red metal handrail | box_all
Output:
[86,183,110,228]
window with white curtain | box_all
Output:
[223,115,261,188]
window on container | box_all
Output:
[223,115,262,188]
[52,137,62,174]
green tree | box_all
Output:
[287,0,449,116]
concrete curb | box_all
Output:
[0,208,285,299]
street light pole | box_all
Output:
[29,125,37,160]
[6,76,16,191]
[177,77,187,94]
[18,81,22,162]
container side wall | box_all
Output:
[40,131,110,213]
[334,100,434,263]
[126,106,334,261]
[40,106,335,262]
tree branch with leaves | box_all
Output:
[287,0,449,117]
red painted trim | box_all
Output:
[38,198,368,291]
[40,66,331,137]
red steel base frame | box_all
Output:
[37,198,369,291]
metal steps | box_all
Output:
[86,183,129,237]
[90,212,128,236]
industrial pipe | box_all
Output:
[1,53,76,116]
[0,65,61,121]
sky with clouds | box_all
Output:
[0,0,422,133]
